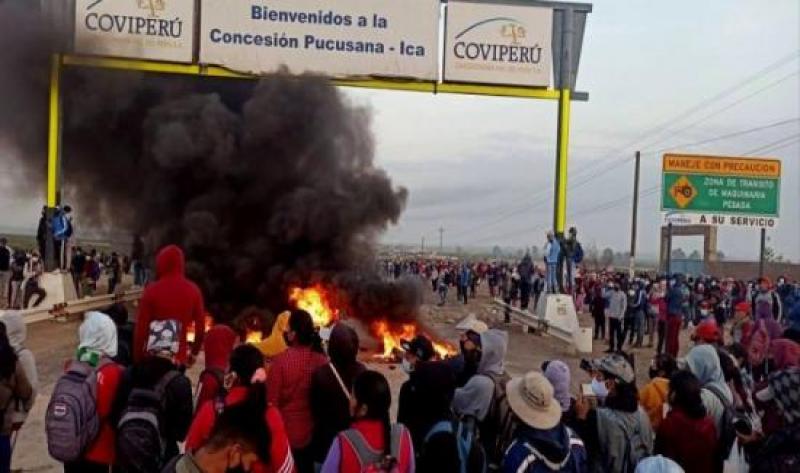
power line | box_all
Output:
[648,117,799,153]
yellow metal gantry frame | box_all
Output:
[47,53,573,234]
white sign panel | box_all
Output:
[445,1,553,87]
[74,0,196,63]
[200,0,440,80]
[663,211,779,229]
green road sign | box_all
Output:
[661,154,781,218]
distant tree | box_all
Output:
[764,246,784,262]
[586,243,600,269]
[688,250,701,260]
[715,251,725,260]
[492,245,503,259]
[530,245,540,260]
[601,248,615,266]
[671,248,686,259]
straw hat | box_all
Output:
[506,371,562,430]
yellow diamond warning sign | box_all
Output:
[669,175,697,208]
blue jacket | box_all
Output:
[503,424,587,473]
[666,285,684,316]
[544,239,561,264]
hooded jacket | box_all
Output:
[134,245,205,364]
[310,323,366,461]
[502,424,587,473]
[685,344,733,438]
[254,311,290,359]
[195,324,238,409]
[0,311,37,426]
[453,329,508,421]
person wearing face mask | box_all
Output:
[574,354,654,473]
[164,393,278,473]
[639,354,677,430]
[267,309,327,473]
[185,344,295,473]
[449,315,487,387]
[397,335,436,449]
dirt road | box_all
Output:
[10,286,686,472]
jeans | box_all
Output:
[438,286,447,305]
[546,263,558,293]
[608,318,623,351]
[633,310,645,346]
[565,261,575,293]
[666,315,682,358]
[0,434,10,473]
[24,282,46,308]
[594,313,606,340]
[656,320,667,354]
[460,286,469,304]
[0,271,9,309]
[133,261,146,286]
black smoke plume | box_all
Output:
[0,3,422,324]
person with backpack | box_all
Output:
[195,324,238,412]
[751,277,783,323]
[0,321,32,473]
[452,329,513,470]
[683,345,735,466]
[0,312,37,442]
[113,320,194,472]
[311,323,366,465]
[503,371,587,473]
[48,311,123,473]
[134,245,205,367]
[321,370,414,473]
[741,367,800,473]
[417,361,485,473]
[655,371,717,473]
[267,309,327,473]
[163,391,277,473]
[185,344,295,473]
[573,354,653,473]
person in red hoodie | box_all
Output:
[134,245,205,366]
[186,344,295,473]
[64,311,124,473]
[655,370,718,473]
[320,370,414,473]
[267,309,327,473]
[195,324,239,411]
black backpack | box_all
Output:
[478,372,516,469]
[704,383,737,463]
[116,370,180,473]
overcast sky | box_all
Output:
[349,0,800,261]
[1,0,798,262]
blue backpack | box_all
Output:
[424,417,486,473]
[573,243,584,264]
[52,211,72,240]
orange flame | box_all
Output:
[289,285,339,327]
[371,320,456,360]
[245,330,264,344]
[186,314,214,343]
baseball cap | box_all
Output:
[400,335,435,361]
[594,353,635,384]
[693,319,720,343]
[506,371,562,430]
[455,314,489,334]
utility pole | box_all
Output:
[666,223,673,276]
[438,227,444,252]
[628,151,641,278]
[759,228,766,278]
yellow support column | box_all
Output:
[47,53,62,208]
[553,88,571,235]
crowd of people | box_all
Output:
[0,242,798,472]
